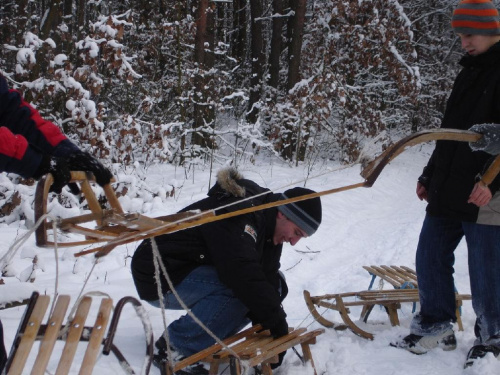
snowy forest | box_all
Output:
[0,0,475,221]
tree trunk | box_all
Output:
[287,0,306,90]
[246,0,264,124]
[76,0,85,41]
[269,0,284,89]
[192,0,216,149]
[231,0,247,61]
[40,0,61,40]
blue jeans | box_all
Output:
[411,214,500,347]
[148,266,250,357]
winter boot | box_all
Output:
[390,329,457,354]
[153,336,208,375]
[464,344,500,368]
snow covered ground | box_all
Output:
[0,144,497,374]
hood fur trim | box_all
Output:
[217,167,245,197]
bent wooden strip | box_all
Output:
[79,298,113,375]
[32,295,71,375]
[8,295,50,375]
[55,297,92,375]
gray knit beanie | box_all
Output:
[277,187,322,236]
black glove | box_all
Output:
[269,319,288,369]
[269,318,289,338]
[66,150,113,186]
[469,123,500,155]
[33,155,71,194]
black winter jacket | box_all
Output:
[421,42,500,224]
[131,170,287,329]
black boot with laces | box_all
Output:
[464,344,500,368]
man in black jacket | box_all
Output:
[391,0,500,368]
[131,168,322,373]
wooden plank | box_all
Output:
[390,265,418,285]
[8,295,50,375]
[247,329,323,367]
[60,224,119,240]
[80,179,104,226]
[103,184,124,213]
[79,298,113,375]
[243,329,306,363]
[32,295,71,375]
[34,175,53,247]
[380,266,410,285]
[362,266,401,288]
[213,334,270,360]
[55,297,92,375]
[104,212,167,231]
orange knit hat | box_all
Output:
[452,0,500,35]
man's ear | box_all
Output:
[276,211,286,220]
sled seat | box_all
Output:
[160,324,324,375]
[4,292,153,375]
[363,265,418,290]
[304,264,472,340]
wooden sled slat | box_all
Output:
[79,298,113,375]
[32,295,71,375]
[56,296,92,374]
[6,292,153,375]
[7,295,50,375]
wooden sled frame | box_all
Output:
[303,289,471,340]
[160,324,324,375]
[34,171,201,248]
[4,291,154,375]
[304,265,472,340]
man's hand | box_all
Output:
[468,182,492,207]
[269,318,288,338]
[269,318,288,369]
[416,182,428,201]
[469,123,500,155]
[33,155,71,194]
[66,151,112,186]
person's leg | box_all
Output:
[152,266,250,357]
[464,222,500,347]
[411,214,463,336]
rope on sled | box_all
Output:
[151,237,253,374]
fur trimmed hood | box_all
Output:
[216,167,246,198]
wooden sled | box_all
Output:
[34,171,205,249]
[304,265,472,340]
[4,291,154,375]
[159,324,324,375]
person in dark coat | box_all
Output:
[131,168,322,373]
[0,73,112,372]
[391,0,500,368]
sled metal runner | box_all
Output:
[33,129,500,257]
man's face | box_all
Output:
[273,211,308,246]
[458,33,500,55]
